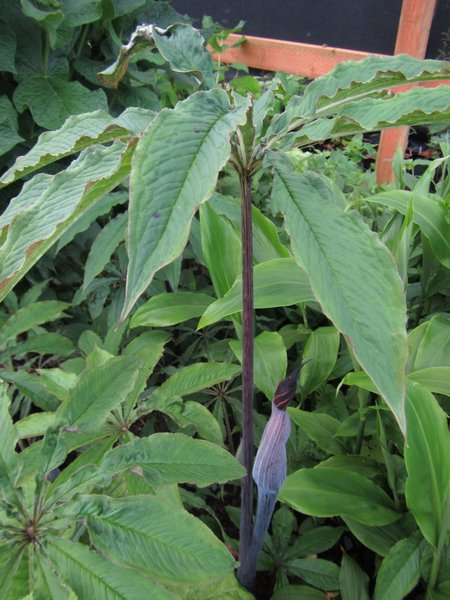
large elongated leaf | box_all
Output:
[200,201,242,298]
[150,362,241,403]
[101,432,244,486]
[198,258,314,328]
[82,212,127,291]
[0,300,69,348]
[0,139,136,302]
[45,537,177,600]
[269,54,450,137]
[81,495,236,585]
[58,356,141,432]
[282,86,450,149]
[374,534,423,600]
[230,331,287,399]
[99,23,214,88]
[366,190,450,268]
[130,292,213,328]
[0,108,152,187]
[272,167,407,433]
[121,89,248,320]
[0,385,22,500]
[279,467,400,526]
[300,326,340,396]
[404,381,450,547]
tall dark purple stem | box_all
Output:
[237,171,255,589]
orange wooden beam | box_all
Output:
[376,0,438,184]
[212,33,384,79]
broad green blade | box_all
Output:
[340,554,370,600]
[272,167,407,434]
[230,331,287,400]
[288,408,347,456]
[284,558,340,591]
[300,326,340,396]
[130,292,213,328]
[101,432,245,486]
[0,384,22,501]
[99,23,214,89]
[182,573,254,600]
[374,534,423,600]
[0,140,136,303]
[45,537,177,600]
[269,54,450,137]
[279,467,400,526]
[280,86,450,150]
[366,190,450,268]
[147,397,223,445]
[198,257,314,328]
[200,201,242,298]
[121,89,248,320]
[81,495,236,585]
[408,367,450,397]
[0,301,69,348]
[0,108,152,187]
[404,381,450,547]
[150,362,241,402]
[58,356,141,432]
[82,212,127,291]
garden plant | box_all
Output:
[0,1,449,599]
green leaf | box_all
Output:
[404,381,450,547]
[285,526,345,559]
[269,54,450,136]
[130,292,213,328]
[200,201,242,298]
[182,573,254,600]
[343,517,408,558]
[0,369,59,411]
[271,586,326,600]
[279,467,400,525]
[340,554,370,600]
[16,412,56,439]
[82,212,127,290]
[150,362,241,402]
[300,326,340,396]
[0,300,69,347]
[209,193,290,263]
[0,25,16,73]
[151,398,223,445]
[0,108,153,187]
[230,331,287,399]
[4,332,75,358]
[33,551,71,600]
[101,432,245,486]
[45,537,177,600]
[286,86,450,148]
[14,75,107,131]
[408,315,450,372]
[198,258,314,328]
[99,23,214,89]
[82,495,236,585]
[20,0,63,46]
[285,557,340,591]
[121,89,249,320]
[288,408,347,455]
[374,533,423,600]
[0,139,136,302]
[408,367,450,396]
[58,356,141,432]
[0,384,22,500]
[0,545,29,600]
[272,167,407,433]
[366,190,450,268]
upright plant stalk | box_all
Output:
[237,170,255,589]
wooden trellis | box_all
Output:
[212,0,447,183]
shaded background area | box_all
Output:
[172,0,449,58]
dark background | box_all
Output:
[172,0,449,59]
